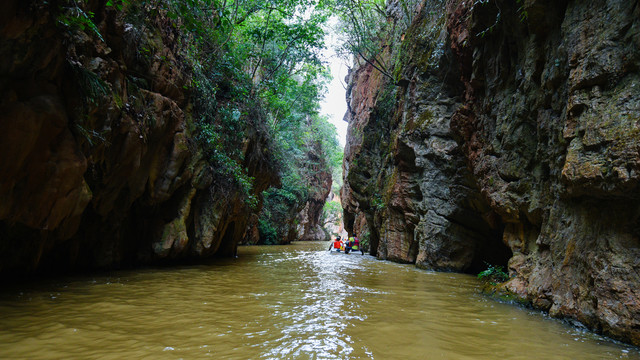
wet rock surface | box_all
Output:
[342,0,640,345]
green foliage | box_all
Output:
[311,116,343,192]
[69,63,109,106]
[57,1,104,42]
[359,229,370,251]
[375,83,398,120]
[397,0,422,28]
[105,0,126,11]
[232,4,343,239]
[74,122,107,147]
[477,263,510,285]
[320,200,342,232]
[56,0,135,40]
[259,170,309,244]
[330,0,421,81]
[149,0,337,211]
[371,193,385,210]
[258,217,279,245]
[331,0,391,78]
[257,109,341,243]
[60,0,343,241]
[473,0,528,38]
[516,0,528,22]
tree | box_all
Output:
[329,0,422,81]
[91,0,342,242]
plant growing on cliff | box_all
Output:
[82,0,340,241]
[332,0,395,80]
[56,0,105,42]
[259,169,309,244]
[371,193,385,210]
[143,0,336,211]
[257,111,341,244]
[477,263,510,285]
[320,200,342,229]
[472,0,528,38]
[360,229,371,251]
[330,0,422,82]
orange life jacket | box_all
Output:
[333,240,341,249]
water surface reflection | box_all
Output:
[0,241,637,359]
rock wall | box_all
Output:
[239,130,332,246]
[0,1,278,275]
[343,0,507,270]
[342,0,640,345]
[296,143,332,242]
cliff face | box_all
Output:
[0,1,278,274]
[246,139,332,246]
[343,0,507,271]
[296,143,333,242]
[342,0,640,345]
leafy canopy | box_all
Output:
[62,0,344,241]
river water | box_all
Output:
[0,241,637,359]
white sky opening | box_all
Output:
[320,18,349,149]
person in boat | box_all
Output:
[345,233,364,255]
[329,236,343,251]
[344,235,353,253]
[353,233,364,255]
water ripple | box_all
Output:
[0,242,637,359]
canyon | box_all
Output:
[1,0,639,348]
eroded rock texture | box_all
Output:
[0,1,278,274]
[296,146,332,242]
[343,0,508,271]
[342,0,640,345]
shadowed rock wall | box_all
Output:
[342,0,640,345]
[296,144,332,242]
[343,0,508,272]
[0,1,278,275]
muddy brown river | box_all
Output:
[0,241,637,359]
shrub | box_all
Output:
[477,263,510,285]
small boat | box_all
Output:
[327,238,365,254]
[328,247,365,255]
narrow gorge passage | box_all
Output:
[0,242,637,359]
[1,0,640,356]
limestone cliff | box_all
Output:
[296,143,332,242]
[0,1,279,274]
[342,0,640,345]
[246,138,332,246]
[343,0,507,270]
